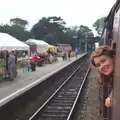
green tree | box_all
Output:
[31,16,66,43]
[0,24,32,41]
[77,25,94,38]
[10,18,28,29]
[43,33,55,44]
[93,17,106,35]
[77,25,94,51]
[64,26,79,48]
[0,16,97,49]
[0,18,32,41]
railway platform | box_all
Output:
[0,54,85,102]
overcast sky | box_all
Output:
[0,0,116,32]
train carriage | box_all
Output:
[100,0,120,120]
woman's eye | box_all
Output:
[96,63,100,67]
[101,58,106,63]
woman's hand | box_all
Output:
[105,97,111,107]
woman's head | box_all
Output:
[90,45,115,76]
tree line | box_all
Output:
[0,16,104,49]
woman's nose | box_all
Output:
[100,63,105,70]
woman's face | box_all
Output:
[94,55,114,76]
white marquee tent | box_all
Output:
[0,33,29,51]
[26,39,49,45]
[26,39,49,53]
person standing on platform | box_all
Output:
[75,48,78,58]
[12,50,17,77]
[32,53,39,63]
[62,51,65,61]
[68,50,71,60]
[8,50,15,80]
[6,51,9,74]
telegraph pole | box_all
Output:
[85,38,87,53]
[85,35,87,53]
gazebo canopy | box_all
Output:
[0,33,29,51]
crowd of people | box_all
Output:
[0,46,79,82]
[61,48,78,61]
[5,49,58,79]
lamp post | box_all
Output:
[73,35,79,47]
[84,33,88,53]
[84,32,91,53]
[85,37,87,53]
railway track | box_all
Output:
[0,54,88,120]
[29,60,90,120]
